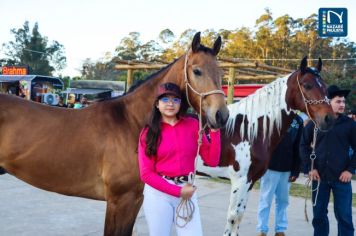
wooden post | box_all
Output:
[227,67,235,104]
[126,69,133,92]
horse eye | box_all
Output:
[303,83,313,90]
[193,69,202,76]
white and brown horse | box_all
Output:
[0,32,229,236]
[198,57,334,236]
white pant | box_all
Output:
[143,181,203,236]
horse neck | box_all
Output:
[119,57,186,130]
[226,74,295,142]
[268,110,296,152]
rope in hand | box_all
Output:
[296,74,323,222]
[304,127,320,222]
[175,51,225,228]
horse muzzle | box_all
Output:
[206,106,229,129]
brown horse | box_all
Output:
[197,57,335,236]
[0,32,229,236]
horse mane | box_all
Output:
[126,60,178,94]
[225,73,294,142]
[126,45,215,94]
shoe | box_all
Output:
[257,233,267,236]
[275,232,285,236]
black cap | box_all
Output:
[327,85,350,99]
[157,82,181,98]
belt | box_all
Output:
[163,175,189,184]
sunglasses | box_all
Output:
[159,97,181,104]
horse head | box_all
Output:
[179,32,229,129]
[287,56,335,130]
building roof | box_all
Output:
[70,80,125,91]
[0,75,64,87]
[61,88,112,95]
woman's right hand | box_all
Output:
[180,184,196,199]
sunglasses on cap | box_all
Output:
[159,97,181,104]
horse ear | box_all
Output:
[212,36,222,55]
[316,57,322,72]
[300,56,308,74]
[191,32,201,53]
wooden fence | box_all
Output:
[115,58,293,104]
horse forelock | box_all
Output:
[225,74,294,142]
[196,44,216,55]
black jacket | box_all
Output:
[268,115,304,177]
[300,114,356,181]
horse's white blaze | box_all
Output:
[226,74,294,142]
[224,141,252,236]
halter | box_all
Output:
[296,70,329,222]
[296,70,330,124]
[176,50,225,228]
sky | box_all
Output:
[0,0,355,77]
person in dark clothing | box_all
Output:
[300,85,356,236]
[257,115,303,236]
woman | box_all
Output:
[138,82,221,236]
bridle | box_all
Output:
[183,50,226,112]
[176,50,225,228]
[296,69,331,221]
[296,70,330,125]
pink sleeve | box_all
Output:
[199,129,221,167]
[138,128,182,197]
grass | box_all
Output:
[211,178,356,207]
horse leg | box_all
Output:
[223,141,252,236]
[104,192,143,236]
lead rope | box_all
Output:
[304,127,320,222]
[175,51,225,228]
[295,74,322,222]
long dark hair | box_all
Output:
[145,96,188,157]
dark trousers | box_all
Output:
[312,180,354,236]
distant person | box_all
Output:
[57,96,67,108]
[348,109,356,121]
[80,96,89,108]
[73,98,82,109]
[300,85,356,236]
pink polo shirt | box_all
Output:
[138,116,221,197]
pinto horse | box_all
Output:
[0,32,229,236]
[197,57,335,236]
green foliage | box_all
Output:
[81,58,125,81]
[80,10,355,101]
[2,21,66,75]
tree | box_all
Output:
[115,32,141,60]
[80,57,125,81]
[255,8,274,61]
[2,21,66,75]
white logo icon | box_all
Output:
[327,10,343,23]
